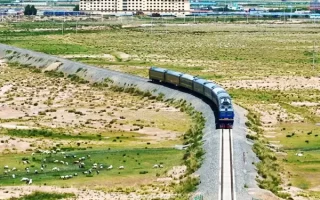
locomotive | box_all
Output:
[149,67,234,129]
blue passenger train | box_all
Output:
[149,66,234,129]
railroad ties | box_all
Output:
[219,129,236,200]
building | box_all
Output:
[79,0,190,14]
[310,0,320,11]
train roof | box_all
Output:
[180,74,195,81]
[194,78,209,85]
[204,82,219,89]
[166,70,183,76]
[150,66,167,73]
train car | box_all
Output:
[149,67,167,82]
[203,82,219,101]
[193,78,208,95]
[179,74,194,90]
[165,70,182,86]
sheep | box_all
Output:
[28,179,32,185]
[31,152,35,156]
[96,170,100,175]
[87,155,91,158]
[12,167,17,171]
[60,176,65,179]
[51,150,56,154]
[26,169,30,173]
[34,170,38,174]
[21,177,29,182]
[52,167,60,171]
[73,161,79,164]
[61,152,65,155]
[65,162,68,166]
[83,171,88,175]
[153,164,159,168]
[40,167,44,171]
[22,160,29,165]
[159,165,164,168]
[79,162,85,168]
[74,173,78,176]
[107,165,113,170]
[12,174,15,179]
[100,165,104,169]
[54,160,59,163]
[4,165,9,169]
[60,161,64,164]
[92,166,97,169]
[118,166,124,169]
[93,163,97,167]
[4,170,8,174]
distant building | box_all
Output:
[79,0,190,14]
[310,0,320,11]
[190,0,216,12]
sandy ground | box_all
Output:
[222,76,320,91]
[0,185,173,200]
[0,60,190,151]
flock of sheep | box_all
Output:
[2,148,164,185]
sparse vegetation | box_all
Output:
[9,191,75,200]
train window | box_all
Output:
[220,98,231,106]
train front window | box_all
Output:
[220,98,231,106]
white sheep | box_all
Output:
[22,161,29,165]
[60,176,65,179]
[12,174,15,179]
[21,177,29,182]
[65,162,68,166]
[31,152,35,156]
[107,165,113,170]
[28,179,32,185]
[54,160,59,163]
[40,167,44,171]
[60,161,64,164]
[12,167,17,171]
[153,164,159,168]
[4,165,9,169]
[52,167,60,171]
[34,170,38,174]
[74,173,78,176]
[118,166,124,169]
[159,164,164,168]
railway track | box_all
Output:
[219,129,236,200]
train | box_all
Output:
[149,66,234,129]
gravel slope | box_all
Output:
[0,43,258,199]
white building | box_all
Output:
[80,0,190,14]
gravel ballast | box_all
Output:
[0,43,258,199]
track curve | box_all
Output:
[0,43,258,200]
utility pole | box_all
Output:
[313,41,316,70]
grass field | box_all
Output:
[1,21,320,198]
[0,60,200,198]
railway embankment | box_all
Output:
[0,43,258,200]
